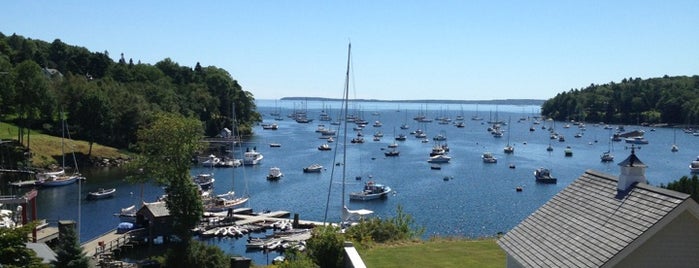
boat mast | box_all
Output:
[341,43,351,212]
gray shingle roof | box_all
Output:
[143,201,170,218]
[498,169,690,267]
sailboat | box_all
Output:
[671,128,679,152]
[204,103,249,212]
[400,109,410,130]
[37,114,85,187]
[326,43,375,224]
[601,129,614,162]
[503,117,514,154]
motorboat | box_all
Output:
[690,157,699,173]
[482,152,497,163]
[261,122,278,130]
[193,173,215,190]
[204,192,249,212]
[115,204,138,223]
[534,167,557,183]
[266,167,283,180]
[625,136,649,144]
[564,146,573,157]
[318,144,332,151]
[395,134,407,141]
[243,147,264,165]
[384,149,399,157]
[601,151,614,162]
[349,181,392,201]
[430,145,446,156]
[201,154,221,167]
[87,188,116,200]
[269,143,282,147]
[216,157,241,168]
[427,154,451,163]
[303,164,323,173]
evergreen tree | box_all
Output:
[0,222,47,268]
[52,223,89,268]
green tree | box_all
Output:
[71,87,111,155]
[306,225,345,268]
[13,60,51,144]
[129,112,204,265]
[164,240,230,268]
[662,175,699,203]
[0,222,47,268]
[52,223,89,268]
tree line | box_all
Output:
[541,75,699,125]
[0,32,261,153]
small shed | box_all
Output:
[136,202,172,243]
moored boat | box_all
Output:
[303,164,323,173]
[427,154,451,163]
[482,152,497,163]
[193,173,215,190]
[87,188,116,200]
[564,146,573,157]
[690,157,699,173]
[349,181,391,201]
[534,167,557,183]
[267,167,283,180]
[243,147,264,165]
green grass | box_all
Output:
[0,121,130,168]
[357,237,505,268]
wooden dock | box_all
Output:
[81,228,140,258]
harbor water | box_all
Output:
[2,99,697,264]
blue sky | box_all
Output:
[3,1,698,101]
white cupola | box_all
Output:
[617,146,647,191]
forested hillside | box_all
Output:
[541,75,699,125]
[0,32,261,150]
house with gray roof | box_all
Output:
[498,148,699,267]
[136,201,173,243]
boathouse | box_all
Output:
[498,148,699,267]
[136,202,173,243]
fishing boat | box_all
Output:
[87,188,116,200]
[266,167,283,180]
[349,181,392,201]
[534,167,557,183]
[303,164,323,173]
[482,152,497,163]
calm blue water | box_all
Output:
[3,99,697,264]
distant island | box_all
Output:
[280,97,545,106]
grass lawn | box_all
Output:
[358,238,505,268]
[0,121,129,168]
